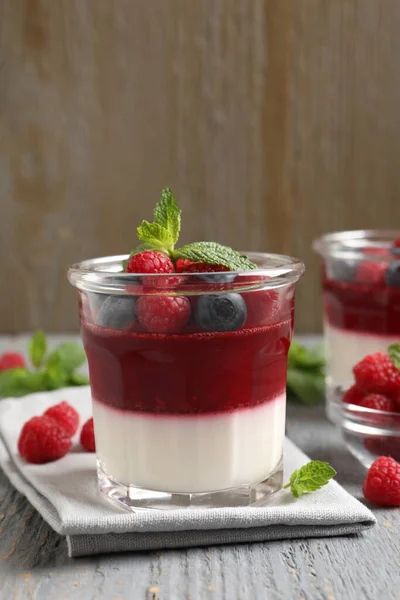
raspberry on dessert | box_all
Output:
[393,237,400,248]
[243,289,280,328]
[0,352,26,372]
[354,260,387,285]
[44,401,80,436]
[360,393,398,413]
[342,384,366,406]
[18,416,72,464]
[80,418,96,452]
[362,456,400,506]
[126,251,174,275]
[353,352,400,395]
[175,259,195,272]
[136,295,191,334]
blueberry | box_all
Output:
[88,292,107,314]
[195,294,247,332]
[385,262,400,287]
[196,272,236,283]
[96,296,137,329]
[391,248,400,257]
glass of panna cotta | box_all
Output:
[313,230,400,419]
[68,253,304,510]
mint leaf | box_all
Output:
[284,461,336,498]
[0,368,47,398]
[44,362,69,390]
[388,343,400,370]
[153,188,181,245]
[286,368,325,405]
[288,341,325,370]
[173,242,257,271]
[29,330,47,369]
[46,342,86,374]
[137,221,173,251]
[68,372,90,386]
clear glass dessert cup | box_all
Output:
[68,252,304,511]
[330,386,400,469]
[313,230,400,422]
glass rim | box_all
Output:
[313,229,400,261]
[68,251,305,295]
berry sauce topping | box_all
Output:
[82,320,292,416]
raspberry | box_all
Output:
[353,352,400,396]
[44,401,80,436]
[342,384,366,405]
[175,259,195,272]
[360,393,398,413]
[393,237,400,248]
[355,261,387,285]
[243,290,280,327]
[18,416,72,464]
[186,262,230,274]
[0,352,26,372]
[136,295,191,333]
[80,418,96,452]
[362,456,400,506]
[126,251,174,275]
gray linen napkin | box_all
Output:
[0,387,375,557]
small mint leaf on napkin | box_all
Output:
[29,330,47,369]
[153,187,181,246]
[284,461,336,498]
[173,242,257,271]
[388,343,400,370]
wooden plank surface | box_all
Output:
[1,0,400,334]
[0,334,399,600]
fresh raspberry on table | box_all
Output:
[354,260,387,285]
[18,416,72,464]
[126,251,174,275]
[44,401,80,436]
[80,418,96,452]
[362,456,400,506]
[353,352,400,396]
[136,295,191,334]
[0,352,26,372]
[342,384,366,405]
[360,394,398,413]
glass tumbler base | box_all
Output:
[97,459,283,511]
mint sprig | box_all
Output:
[124,188,257,271]
[173,242,256,271]
[286,341,326,405]
[0,332,89,398]
[388,343,400,370]
[284,461,336,498]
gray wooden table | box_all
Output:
[0,336,399,600]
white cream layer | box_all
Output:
[92,395,286,494]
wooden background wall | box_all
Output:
[1,0,400,334]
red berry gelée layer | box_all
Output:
[323,278,400,335]
[82,320,292,415]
